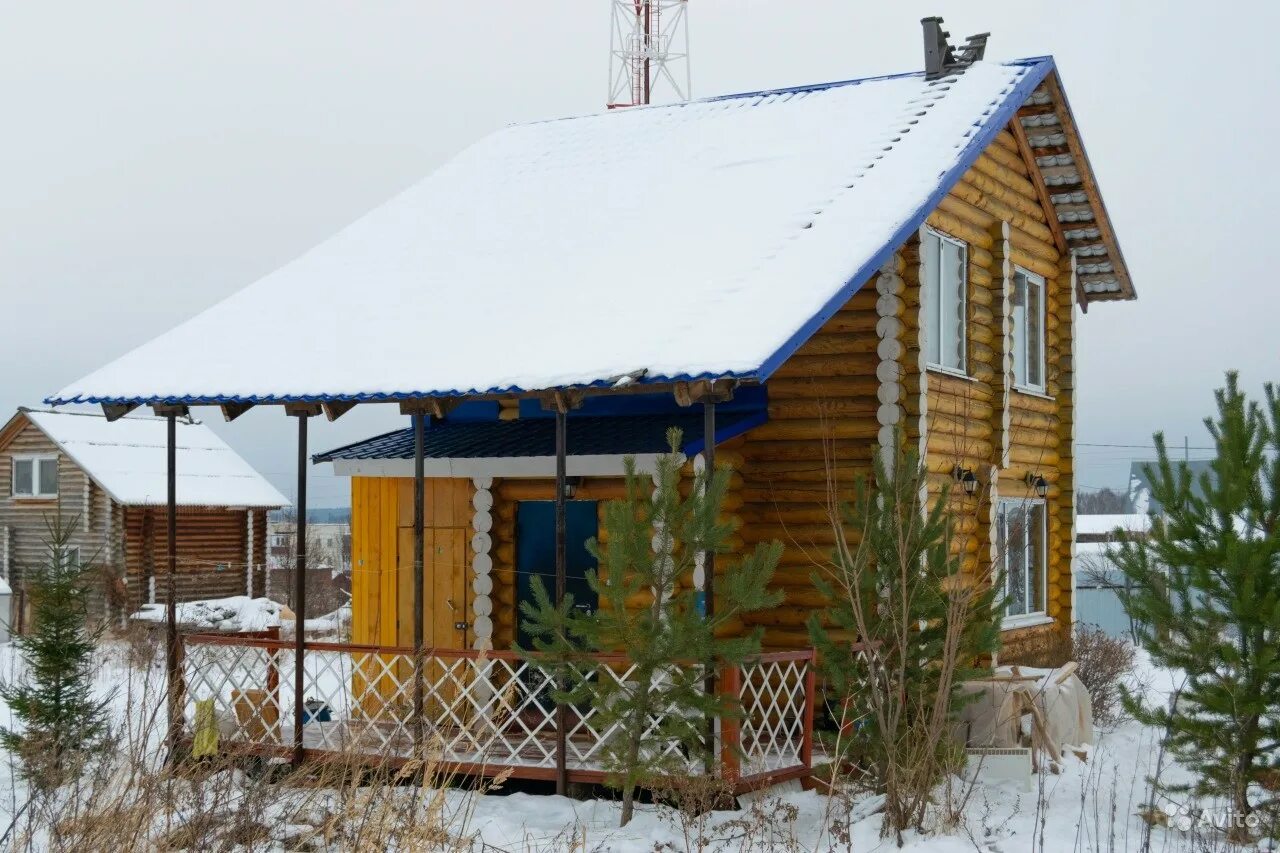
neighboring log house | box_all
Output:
[46,52,1137,661]
[0,409,288,628]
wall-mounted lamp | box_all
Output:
[563,477,581,499]
[1025,472,1048,499]
[952,465,979,497]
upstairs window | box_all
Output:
[922,228,967,374]
[1012,269,1046,392]
[997,499,1047,620]
[12,456,58,499]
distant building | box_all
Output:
[1127,459,1214,514]
[0,408,288,629]
[267,521,350,574]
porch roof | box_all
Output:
[47,56,1109,408]
[314,410,765,465]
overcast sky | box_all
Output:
[2,0,1276,508]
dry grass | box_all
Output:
[1003,625,1138,728]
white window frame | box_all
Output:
[11,454,59,499]
[922,227,968,376]
[61,546,81,567]
[996,498,1049,628]
[1012,267,1047,394]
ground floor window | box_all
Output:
[996,498,1046,620]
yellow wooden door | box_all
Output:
[396,526,469,649]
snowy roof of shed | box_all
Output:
[4,409,289,508]
[47,55,1126,407]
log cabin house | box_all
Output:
[0,408,288,627]
[44,34,1135,787]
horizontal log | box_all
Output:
[819,311,879,334]
[740,523,841,545]
[937,193,998,232]
[950,179,1053,244]
[927,393,995,421]
[742,506,837,526]
[962,166,1039,222]
[796,331,879,355]
[767,399,879,420]
[772,353,879,378]
[742,439,874,462]
[926,432,993,466]
[1010,247,1058,280]
[1008,445,1061,467]
[970,153,1043,207]
[926,209,994,250]
[1008,392,1058,415]
[766,377,880,398]
[748,419,880,442]
[984,140,1032,180]
[927,412,994,440]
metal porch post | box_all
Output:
[703,398,717,773]
[292,411,309,766]
[164,412,180,757]
[554,406,569,795]
[412,412,426,755]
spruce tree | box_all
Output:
[0,515,111,789]
[519,428,782,826]
[808,431,1001,840]
[1113,373,1280,830]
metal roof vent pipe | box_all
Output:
[922,17,990,79]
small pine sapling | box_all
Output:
[1112,373,1280,836]
[0,515,111,789]
[808,430,1001,841]
[520,428,782,826]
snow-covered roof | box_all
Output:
[1076,514,1151,537]
[48,58,1059,406]
[14,410,288,508]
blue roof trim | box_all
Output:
[754,56,1056,382]
[42,368,759,408]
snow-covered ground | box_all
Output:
[130,595,351,636]
[0,639,1266,851]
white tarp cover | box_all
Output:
[960,665,1095,757]
[25,410,288,507]
[48,59,1050,405]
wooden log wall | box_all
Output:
[736,123,1078,650]
[121,506,269,613]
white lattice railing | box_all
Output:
[179,634,814,785]
[731,650,816,782]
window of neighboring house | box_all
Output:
[12,456,58,498]
[922,227,968,374]
[1012,269,1046,392]
[61,546,80,568]
[997,499,1047,622]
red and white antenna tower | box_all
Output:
[607,1,690,108]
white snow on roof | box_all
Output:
[1076,514,1151,536]
[24,410,288,508]
[49,60,1047,405]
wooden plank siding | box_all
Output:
[349,476,474,649]
[120,507,269,613]
[736,123,1077,653]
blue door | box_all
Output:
[516,500,599,649]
